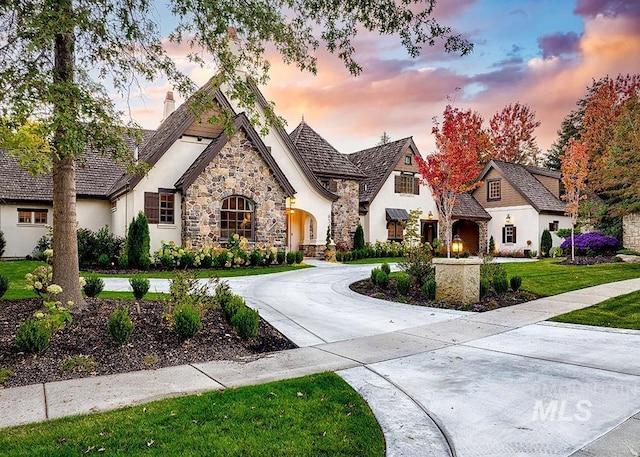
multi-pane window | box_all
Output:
[404,155,412,165]
[395,173,418,194]
[488,180,501,200]
[159,192,174,224]
[549,220,559,231]
[503,224,517,244]
[221,196,255,240]
[17,209,48,224]
[387,221,403,242]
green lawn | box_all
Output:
[86,264,312,279]
[0,260,46,299]
[549,290,640,330]
[344,257,404,265]
[502,258,640,296]
[0,372,384,457]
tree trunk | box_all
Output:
[52,155,85,309]
[51,0,85,310]
[571,224,575,262]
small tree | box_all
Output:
[126,212,151,270]
[560,138,589,261]
[353,224,365,251]
[417,105,484,257]
[488,235,495,255]
[402,209,422,248]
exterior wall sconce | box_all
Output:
[505,214,511,224]
[452,234,463,259]
[286,196,296,214]
[427,211,434,220]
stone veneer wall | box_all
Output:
[182,131,287,248]
[623,213,640,251]
[331,178,360,250]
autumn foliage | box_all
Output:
[485,102,541,165]
[560,138,589,260]
[417,105,484,256]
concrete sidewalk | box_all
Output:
[1,264,639,457]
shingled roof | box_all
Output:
[175,112,295,196]
[480,160,566,213]
[347,137,417,204]
[289,121,366,180]
[452,193,491,220]
[0,130,154,202]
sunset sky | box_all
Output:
[129,0,640,159]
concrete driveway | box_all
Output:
[4,260,639,456]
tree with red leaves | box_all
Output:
[484,102,541,165]
[560,138,589,261]
[417,105,484,257]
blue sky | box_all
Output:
[129,0,640,157]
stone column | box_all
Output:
[432,258,483,304]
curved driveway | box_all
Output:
[4,260,639,456]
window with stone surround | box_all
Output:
[221,195,255,240]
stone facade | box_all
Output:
[182,131,287,248]
[623,213,640,251]
[331,178,360,250]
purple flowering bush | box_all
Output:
[560,231,619,256]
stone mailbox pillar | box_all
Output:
[432,258,483,304]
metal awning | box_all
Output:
[386,208,409,221]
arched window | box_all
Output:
[220,196,255,240]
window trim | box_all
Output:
[487,179,501,201]
[17,208,48,225]
[220,195,256,240]
[404,155,412,165]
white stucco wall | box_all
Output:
[77,200,111,232]
[364,172,438,244]
[0,203,51,258]
[486,205,572,253]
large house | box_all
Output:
[0,77,572,258]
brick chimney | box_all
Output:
[161,91,175,123]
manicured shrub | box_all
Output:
[126,212,151,270]
[82,274,104,298]
[181,251,196,269]
[395,273,411,295]
[560,231,620,256]
[160,254,175,270]
[15,318,51,354]
[479,279,489,298]
[540,229,552,257]
[249,250,263,267]
[353,225,365,251]
[97,253,110,268]
[510,275,522,292]
[200,254,213,268]
[108,306,134,345]
[488,235,495,255]
[398,247,434,286]
[381,262,391,275]
[0,230,5,258]
[286,252,296,265]
[480,259,507,285]
[214,251,230,268]
[0,275,9,299]
[493,275,509,294]
[172,304,201,340]
[277,250,286,265]
[549,247,563,258]
[295,250,304,264]
[370,267,381,284]
[130,275,150,300]
[231,306,259,339]
[117,253,129,269]
[422,280,436,300]
[77,228,97,268]
[214,282,234,308]
[375,270,389,288]
[222,295,245,322]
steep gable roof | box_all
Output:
[452,193,491,220]
[478,160,566,213]
[175,112,295,196]
[289,121,366,180]
[347,137,417,204]
[0,131,154,202]
[110,79,234,197]
[245,78,338,201]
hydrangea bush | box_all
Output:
[560,231,619,256]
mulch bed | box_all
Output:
[0,298,295,389]
[350,279,540,313]
[557,255,621,265]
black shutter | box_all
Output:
[413,177,420,195]
[144,192,159,224]
[512,227,517,244]
[394,176,401,193]
[502,226,506,244]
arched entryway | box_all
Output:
[452,219,480,254]
[288,208,318,256]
